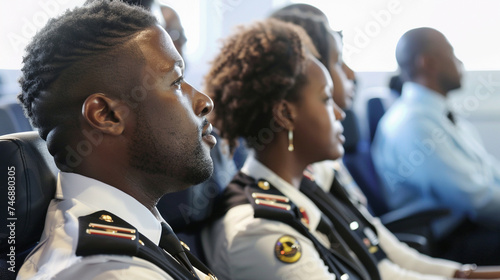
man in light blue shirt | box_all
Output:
[372,27,500,265]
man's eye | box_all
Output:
[172,77,184,87]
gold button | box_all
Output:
[258,181,270,190]
[99,215,113,223]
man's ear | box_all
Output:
[416,54,435,73]
[82,93,129,135]
[272,100,296,130]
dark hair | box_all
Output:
[121,0,155,10]
[389,74,403,95]
[270,4,331,71]
[18,0,157,140]
[272,3,329,22]
[205,19,317,152]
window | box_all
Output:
[291,0,500,71]
[0,0,86,70]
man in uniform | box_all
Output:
[17,1,216,279]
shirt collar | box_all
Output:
[56,172,163,245]
[241,156,322,231]
[402,82,449,115]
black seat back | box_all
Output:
[0,131,58,279]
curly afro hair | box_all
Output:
[205,19,318,152]
[18,0,157,140]
[270,4,332,72]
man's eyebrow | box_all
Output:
[159,60,184,73]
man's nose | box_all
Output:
[187,83,213,117]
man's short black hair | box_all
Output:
[19,0,157,140]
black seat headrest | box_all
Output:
[0,131,58,254]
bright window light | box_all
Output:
[0,0,86,70]
[291,0,500,71]
[158,0,202,61]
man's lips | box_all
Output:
[202,122,217,148]
[202,121,213,137]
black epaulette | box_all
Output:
[222,172,368,280]
[76,210,141,257]
[76,210,201,280]
[245,179,301,224]
[220,171,297,218]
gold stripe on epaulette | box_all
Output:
[255,199,291,211]
[252,192,289,203]
[86,229,136,240]
[88,223,136,234]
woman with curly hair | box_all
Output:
[201,18,375,280]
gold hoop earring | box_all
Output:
[288,130,294,152]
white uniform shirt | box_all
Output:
[17,172,209,280]
[203,156,461,280]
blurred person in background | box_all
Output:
[372,27,500,265]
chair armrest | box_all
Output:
[380,202,450,254]
[380,201,450,233]
[392,233,430,254]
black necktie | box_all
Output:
[301,177,381,280]
[447,110,456,125]
[159,223,199,279]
